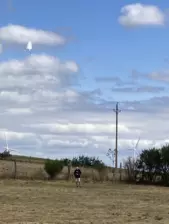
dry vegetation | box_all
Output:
[0,159,125,181]
[0,180,169,223]
[0,158,169,223]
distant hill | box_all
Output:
[5,154,48,164]
[2,154,114,170]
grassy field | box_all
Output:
[0,180,168,223]
[0,159,123,181]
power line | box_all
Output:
[113,102,121,169]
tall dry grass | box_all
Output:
[0,160,128,182]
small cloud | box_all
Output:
[0,91,31,103]
[95,76,134,86]
[127,106,135,111]
[112,87,134,92]
[112,85,165,93]
[132,69,169,83]
[118,3,165,27]
[95,76,121,83]
[148,71,169,82]
[6,108,33,115]
[137,86,165,93]
[0,44,3,54]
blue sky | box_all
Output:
[0,1,169,165]
[1,0,168,99]
[0,1,168,72]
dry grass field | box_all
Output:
[0,180,169,223]
[0,160,124,181]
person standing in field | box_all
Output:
[74,167,81,187]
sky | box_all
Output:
[0,0,169,166]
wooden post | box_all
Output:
[92,167,95,182]
[67,161,71,181]
[13,159,17,179]
[120,162,122,181]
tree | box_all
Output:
[44,159,64,180]
[160,144,169,185]
[136,148,161,183]
[61,158,71,166]
[123,157,136,182]
[71,155,105,169]
[106,148,114,168]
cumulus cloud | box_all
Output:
[0,36,169,165]
[118,3,165,27]
[0,54,78,90]
[0,24,66,45]
[1,95,169,165]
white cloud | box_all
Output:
[0,91,31,102]
[111,86,165,93]
[6,108,33,115]
[0,24,66,45]
[0,54,78,90]
[47,139,90,148]
[148,71,169,82]
[0,44,3,54]
[25,123,130,135]
[33,89,79,103]
[118,3,165,27]
[0,42,169,166]
[0,130,34,141]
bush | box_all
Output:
[123,157,136,182]
[44,159,63,179]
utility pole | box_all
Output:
[113,102,121,169]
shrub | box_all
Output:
[123,157,136,182]
[44,159,63,179]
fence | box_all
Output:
[0,159,128,182]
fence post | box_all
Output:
[120,162,122,181]
[67,161,71,181]
[13,159,17,179]
[92,167,95,182]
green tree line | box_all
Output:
[61,155,105,169]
